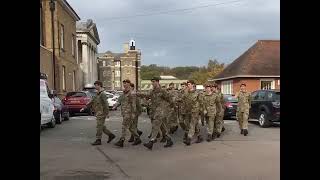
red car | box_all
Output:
[62,91,93,116]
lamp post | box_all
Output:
[49,0,56,90]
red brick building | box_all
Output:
[209,40,280,94]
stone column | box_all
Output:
[82,42,89,87]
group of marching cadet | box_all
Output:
[85,77,251,150]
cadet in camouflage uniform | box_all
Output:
[199,87,206,126]
[167,82,179,134]
[202,84,221,141]
[114,79,142,147]
[177,82,188,132]
[236,83,252,136]
[182,80,203,146]
[215,86,226,137]
[80,81,116,146]
[138,77,174,150]
[127,83,143,143]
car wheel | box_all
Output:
[56,112,62,124]
[48,116,56,128]
[258,111,271,128]
[64,112,70,121]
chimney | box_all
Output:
[123,43,129,53]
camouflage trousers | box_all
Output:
[187,113,201,138]
[214,113,224,134]
[205,115,216,135]
[96,115,113,139]
[121,114,139,140]
[168,108,178,128]
[150,112,171,141]
[178,114,188,131]
[237,110,249,130]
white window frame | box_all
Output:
[62,66,66,91]
[60,24,64,50]
[71,34,75,57]
[221,80,233,95]
[115,70,120,77]
[72,71,76,91]
[260,79,275,90]
[115,81,120,87]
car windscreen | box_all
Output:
[66,92,87,97]
[224,96,238,102]
[274,92,280,101]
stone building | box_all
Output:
[97,40,141,90]
[40,0,81,95]
[76,19,100,89]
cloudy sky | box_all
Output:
[68,0,279,67]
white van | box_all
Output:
[40,79,56,131]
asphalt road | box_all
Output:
[40,110,280,180]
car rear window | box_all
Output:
[274,92,280,101]
[224,96,238,102]
[66,92,87,97]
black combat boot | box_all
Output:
[222,126,225,132]
[183,132,188,141]
[183,137,191,146]
[143,140,155,150]
[128,135,135,142]
[138,130,143,136]
[160,136,167,143]
[195,135,203,143]
[91,139,101,146]
[243,129,248,136]
[216,132,221,138]
[212,133,216,141]
[114,139,124,147]
[207,134,212,142]
[169,128,174,134]
[240,129,244,134]
[107,134,116,143]
[164,137,173,148]
[132,137,142,145]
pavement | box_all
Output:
[40,110,280,180]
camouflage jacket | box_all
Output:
[215,91,224,114]
[181,90,201,114]
[137,86,174,119]
[202,92,221,117]
[177,89,188,114]
[131,90,142,116]
[167,88,179,108]
[118,90,137,117]
[86,91,109,117]
[237,91,251,112]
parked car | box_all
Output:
[223,94,238,119]
[40,78,56,131]
[62,91,93,116]
[249,89,280,128]
[52,93,70,124]
[104,91,118,110]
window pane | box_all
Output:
[258,91,266,100]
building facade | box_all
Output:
[97,40,141,90]
[40,0,81,96]
[141,76,188,91]
[209,40,280,94]
[76,19,100,89]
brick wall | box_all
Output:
[216,77,280,95]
